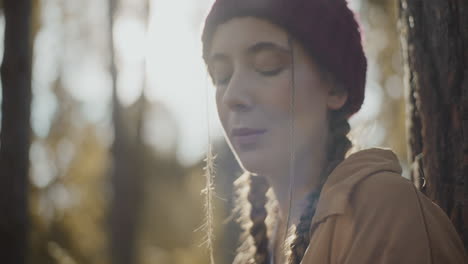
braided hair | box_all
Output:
[232,172,274,264]
[287,110,352,264]
[232,109,352,264]
[248,175,271,264]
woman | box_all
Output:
[201,0,467,263]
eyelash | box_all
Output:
[215,67,284,86]
[257,67,284,76]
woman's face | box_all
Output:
[208,17,347,174]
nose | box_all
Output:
[220,70,254,112]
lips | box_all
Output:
[231,128,266,137]
[231,128,267,148]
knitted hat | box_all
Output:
[202,0,367,118]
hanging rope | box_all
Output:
[282,34,297,248]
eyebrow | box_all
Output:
[209,41,291,65]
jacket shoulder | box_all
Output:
[350,171,414,211]
[347,171,467,263]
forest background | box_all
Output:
[2,0,464,264]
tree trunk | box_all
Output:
[108,0,148,263]
[398,0,468,250]
[0,0,32,263]
[108,0,138,263]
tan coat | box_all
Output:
[301,148,467,264]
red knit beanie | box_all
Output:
[202,0,367,118]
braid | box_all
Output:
[286,191,320,263]
[233,172,278,264]
[287,110,352,264]
[232,112,352,264]
[247,175,271,264]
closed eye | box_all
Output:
[257,67,284,76]
[216,75,231,85]
[209,58,232,86]
[251,44,289,78]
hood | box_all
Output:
[311,148,403,226]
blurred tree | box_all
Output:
[23,0,226,263]
[108,0,148,263]
[28,0,113,263]
[361,0,408,161]
[109,0,137,263]
[0,0,32,263]
[398,0,468,249]
[28,77,111,264]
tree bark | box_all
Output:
[0,0,32,263]
[399,0,468,250]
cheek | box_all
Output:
[262,70,328,125]
[293,71,329,136]
[296,85,328,118]
[295,64,328,110]
[259,64,328,114]
[259,74,294,116]
[215,90,228,129]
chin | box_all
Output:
[237,154,270,175]
[227,137,276,175]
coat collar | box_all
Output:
[311,148,403,227]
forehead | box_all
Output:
[210,17,289,56]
